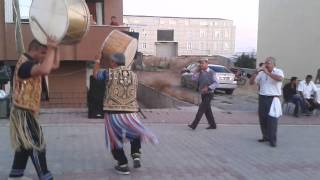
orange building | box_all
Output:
[0,0,128,108]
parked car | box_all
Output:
[181,63,237,94]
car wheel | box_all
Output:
[225,89,234,95]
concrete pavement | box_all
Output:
[0,107,320,179]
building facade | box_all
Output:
[123,15,236,57]
[0,0,126,108]
[257,0,320,80]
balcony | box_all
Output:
[1,23,129,61]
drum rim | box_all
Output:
[29,0,69,44]
[102,30,138,68]
[76,0,91,43]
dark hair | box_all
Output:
[28,39,47,51]
[290,77,297,82]
[259,62,264,67]
[111,16,117,19]
[306,75,313,79]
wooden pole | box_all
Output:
[12,0,25,56]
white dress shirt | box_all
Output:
[297,80,318,99]
[255,68,284,96]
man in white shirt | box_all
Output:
[298,75,319,113]
[250,57,284,147]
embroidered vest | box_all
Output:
[13,55,42,113]
[103,67,139,112]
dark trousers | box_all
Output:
[291,95,305,115]
[258,95,278,144]
[9,113,52,180]
[305,99,318,112]
[190,93,216,128]
[111,138,141,165]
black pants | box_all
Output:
[305,99,318,112]
[258,95,278,144]
[190,93,216,128]
[9,113,52,180]
[111,138,141,165]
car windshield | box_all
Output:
[209,66,231,73]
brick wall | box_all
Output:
[42,61,87,108]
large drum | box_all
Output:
[101,30,138,68]
[29,0,90,45]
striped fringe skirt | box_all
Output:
[104,112,158,150]
[9,106,45,151]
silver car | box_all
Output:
[181,63,237,94]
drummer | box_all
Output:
[8,38,60,180]
[93,52,158,175]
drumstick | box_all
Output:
[30,16,49,39]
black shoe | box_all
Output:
[206,125,217,129]
[258,138,269,142]
[188,124,195,130]
[270,141,277,147]
[115,164,130,175]
[132,153,141,168]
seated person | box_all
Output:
[298,75,319,114]
[283,77,304,117]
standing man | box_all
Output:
[250,57,284,147]
[188,58,219,130]
[8,38,60,180]
[93,53,158,175]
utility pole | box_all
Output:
[12,0,25,56]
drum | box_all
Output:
[101,30,138,68]
[29,0,90,45]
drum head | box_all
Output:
[101,30,138,68]
[29,0,69,44]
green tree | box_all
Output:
[234,53,256,69]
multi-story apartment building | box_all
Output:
[123,15,236,57]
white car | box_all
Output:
[181,63,237,94]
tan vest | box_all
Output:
[13,55,42,113]
[103,67,139,112]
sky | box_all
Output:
[19,0,259,53]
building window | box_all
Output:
[225,30,230,39]
[200,42,205,50]
[157,30,174,41]
[142,43,147,49]
[187,42,192,50]
[224,42,230,50]
[214,31,221,39]
[184,20,189,26]
[200,30,206,38]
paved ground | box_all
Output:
[0,108,320,180]
[1,124,320,180]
